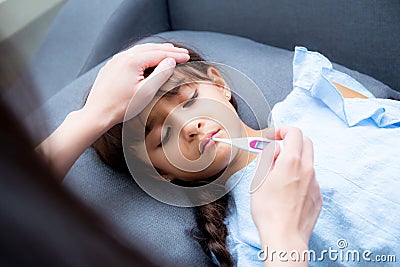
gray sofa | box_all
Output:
[24,1,400,266]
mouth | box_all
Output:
[199,129,220,154]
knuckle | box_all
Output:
[286,154,301,167]
[111,53,125,63]
[284,125,301,134]
[304,165,315,178]
[304,136,313,146]
[99,66,107,74]
[292,127,303,136]
[162,51,169,58]
[119,54,135,66]
[123,55,134,64]
[113,52,123,59]
[292,176,302,184]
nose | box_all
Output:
[181,119,204,141]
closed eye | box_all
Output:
[182,89,198,108]
[158,127,171,147]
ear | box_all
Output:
[151,173,173,183]
[146,167,173,182]
[206,67,231,100]
[153,169,174,182]
[160,173,174,182]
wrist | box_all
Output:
[79,105,116,134]
[256,221,308,247]
[261,235,308,252]
[258,228,309,257]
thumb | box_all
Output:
[142,58,176,92]
[250,141,279,193]
[125,58,176,121]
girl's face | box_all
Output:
[131,72,244,182]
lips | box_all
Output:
[199,130,220,154]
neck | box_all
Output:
[220,122,265,183]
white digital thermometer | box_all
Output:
[210,137,283,154]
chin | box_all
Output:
[210,152,232,175]
[216,144,235,163]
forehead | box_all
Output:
[146,93,182,124]
[125,83,189,135]
[145,85,189,116]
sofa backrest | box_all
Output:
[168,0,400,91]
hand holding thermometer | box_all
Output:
[210,137,283,154]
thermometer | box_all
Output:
[210,137,283,154]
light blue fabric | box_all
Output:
[224,158,261,266]
[225,47,400,266]
[293,46,400,128]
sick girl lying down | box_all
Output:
[37,42,319,266]
[91,44,400,266]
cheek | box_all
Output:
[149,147,184,174]
[146,149,167,170]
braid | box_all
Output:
[193,194,233,267]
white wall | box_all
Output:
[0,0,66,42]
[0,0,66,89]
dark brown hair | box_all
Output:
[91,43,236,266]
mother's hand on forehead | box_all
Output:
[84,43,190,128]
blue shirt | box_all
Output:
[224,47,400,266]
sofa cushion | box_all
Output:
[27,30,400,266]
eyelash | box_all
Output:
[158,127,171,147]
[158,89,198,147]
[182,89,198,108]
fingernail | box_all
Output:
[167,58,176,67]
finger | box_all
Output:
[305,178,322,238]
[131,50,190,72]
[273,140,281,161]
[275,126,304,160]
[141,57,176,93]
[301,137,314,168]
[310,178,322,211]
[123,43,189,55]
[134,45,189,54]
[133,43,175,51]
[298,169,320,238]
[263,127,277,140]
[250,141,280,193]
[124,58,176,120]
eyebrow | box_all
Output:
[158,80,185,96]
[144,78,197,138]
[145,118,155,138]
[145,82,186,138]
